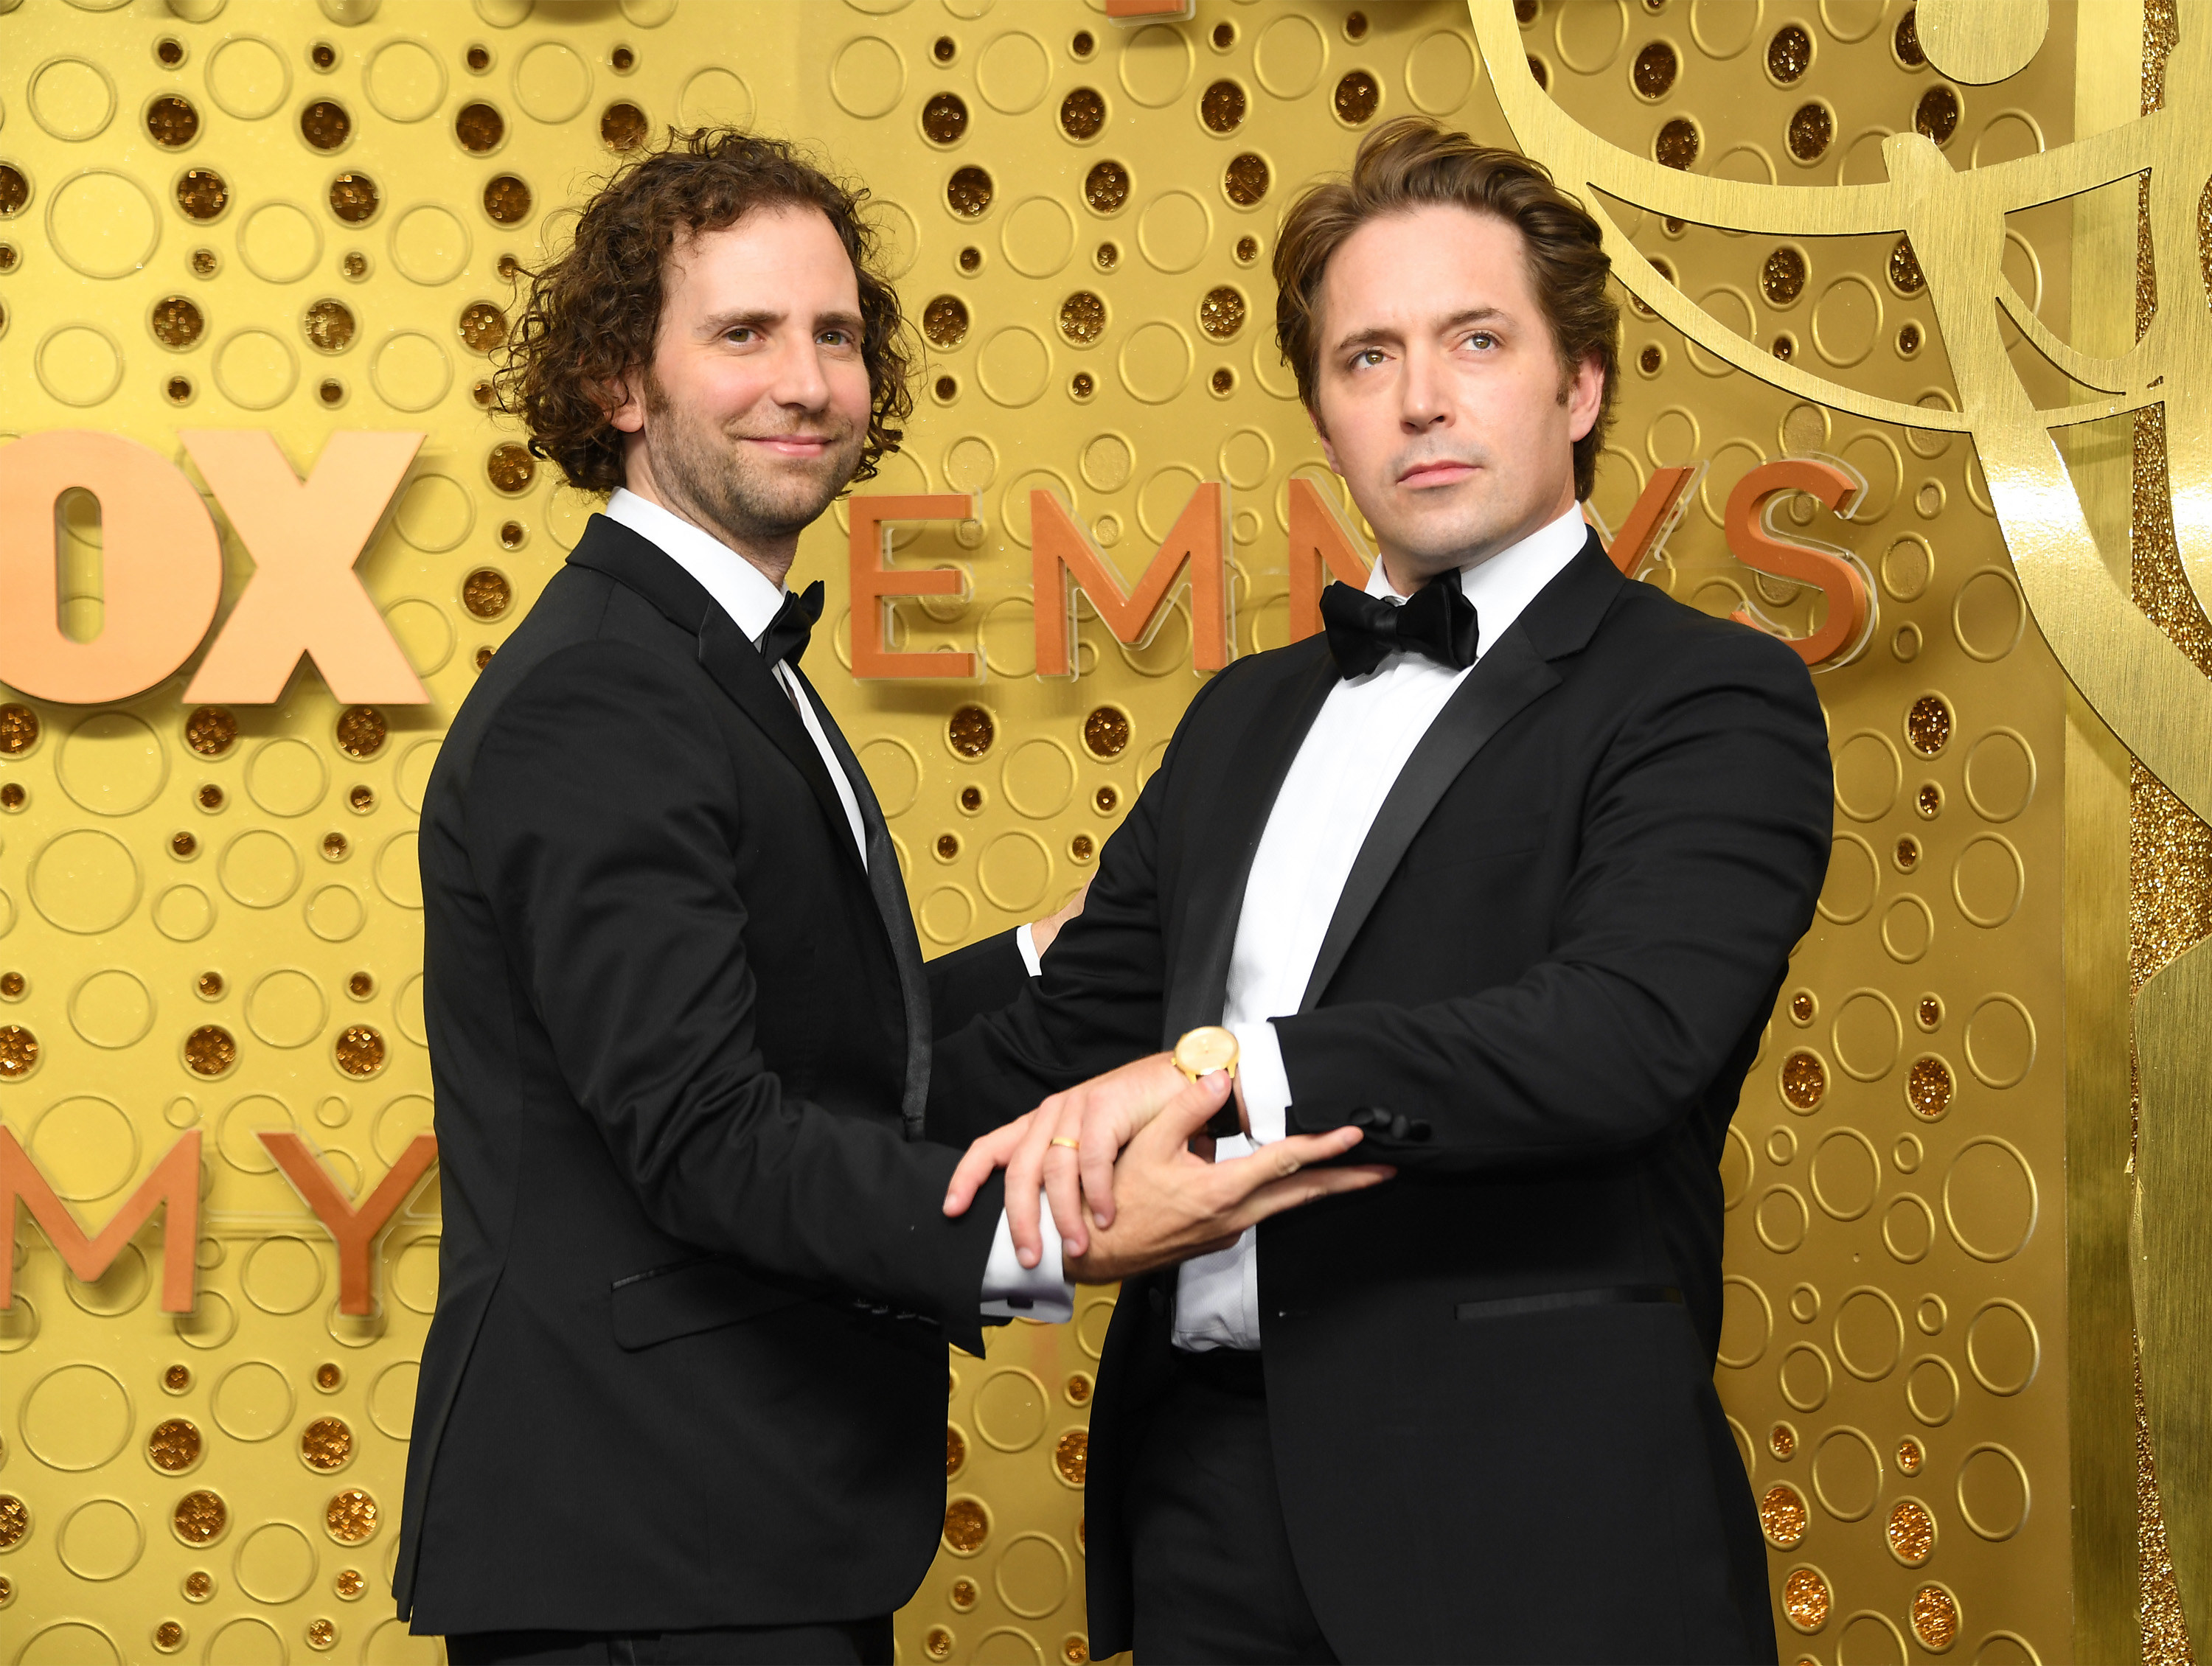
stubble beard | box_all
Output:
[643,376,867,554]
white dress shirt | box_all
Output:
[1175,503,1590,1348]
[604,489,866,860]
[604,490,1071,1321]
[972,503,1592,1342]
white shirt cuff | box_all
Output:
[1229,1021,1290,1143]
[1015,921,1043,977]
[981,1188,1074,1322]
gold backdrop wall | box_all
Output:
[0,1,2188,1664]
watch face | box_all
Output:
[1177,1025,1239,1076]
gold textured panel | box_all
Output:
[0,1,2183,1662]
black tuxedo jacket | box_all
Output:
[397,515,1023,1634]
[933,534,1832,1663]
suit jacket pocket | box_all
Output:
[1401,812,1550,876]
[609,1255,812,1350]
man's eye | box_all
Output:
[1352,348,1385,368]
[726,328,756,344]
[1466,332,1497,350]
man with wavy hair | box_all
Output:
[396,129,1381,1665]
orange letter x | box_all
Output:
[182,430,429,705]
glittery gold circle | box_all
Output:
[335,1568,364,1598]
[307,1617,337,1651]
[1201,79,1246,133]
[173,1489,226,1544]
[948,705,995,759]
[1890,236,1926,294]
[1769,1422,1796,1459]
[1066,1372,1093,1403]
[1916,997,1941,1030]
[1895,7,1926,66]
[487,442,537,494]
[462,568,512,619]
[1906,694,1952,756]
[935,833,960,860]
[1222,154,1269,207]
[1915,84,1961,146]
[302,1418,353,1471]
[942,1496,989,1553]
[1082,706,1130,758]
[946,1424,966,1477]
[155,1620,184,1651]
[1054,1428,1088,1486]
[1759,1483,1807,1548]
[335,706,388,759]
[1898,1435,1924,1474]
[1786,102,1833,161]
[949,1576,978,1611]
[455,102,504,153]
[1084,161,1130,215]
[301,100,352,150]
[1887,1499,1935,1564]
[328,173,379,226]
[925,1628,953,1661]
[1917,781,1943,818]
[1767,24,1812,82]
[164,1364,192,1392]
[147,94,201,147]
[1632,41,1677,99]
[197,784,224,810]
[1789,991,1814,1023]
[922,92,968,144]
[1780,1049,1825,1109]
[483,175,532,225]
[459,302,507,352]
[184,1025,236,1078]
[0,1025,38,1080]
[149,1418,203,1472]
[316,1362,344,1390]
[304,299,356,354]
[1895,834,1921,871]
[0,1496,29,1548]
[945,166,993,217]
[183,1568,212,1598]
[180,708,237,761]
[0,705,41,756]
[1058,291,1105,344]
[324,1488,377,1544]
[334,1026,386,1078]
[1781,1566,1830,1633]
[1907,1056,1952,1119]
[176,168,229,220]
[1334,70,1380,125]
[196,972,222,997]
[599,101,647,152]
[1071,834,1095,862]
[1060,88,1105,141]
[1911,1584,1959,1651]
[1655,116,1700,170]
[348,972,373,997]
[1092,787,1117,814]
[923,296,970,348]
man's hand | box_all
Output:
[1026,876,1092,959]
[943,1052,1196,1265]
[1062,1072,1392,1282]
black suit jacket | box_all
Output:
[398,514,1023,1634]
[933,534,1831,1664]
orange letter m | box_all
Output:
[1032,483,1232,676]
[2,1128,201,1313]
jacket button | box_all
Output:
[1411,1119,1433,1142]
[1388,1113,1411,1140]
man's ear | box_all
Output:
[606,371,646,436]
[1309,402,1342,477]
[1564,351,1605,445]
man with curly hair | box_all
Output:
[395,129,1382,1665]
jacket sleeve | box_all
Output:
[927,930,1032,1041]
[1276,627,1833,1171]
[924,671,1239,1147]
[465,640,1003,1347]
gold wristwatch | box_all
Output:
[1173,1025,1244,1138]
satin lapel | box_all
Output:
[694,610,867,876]
[1295,628,1562,1013]
[1161,648,1340,1041]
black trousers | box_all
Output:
[443,1617,892,1665]
[1128,1350,1340,1666]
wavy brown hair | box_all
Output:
[1273,116,1619,500]
[498,128,914,494]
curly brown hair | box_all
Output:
[498,127,914,494]
[1273,117,1619,501]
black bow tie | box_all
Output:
[1321,571,1479,679]
[757,581,824,671]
